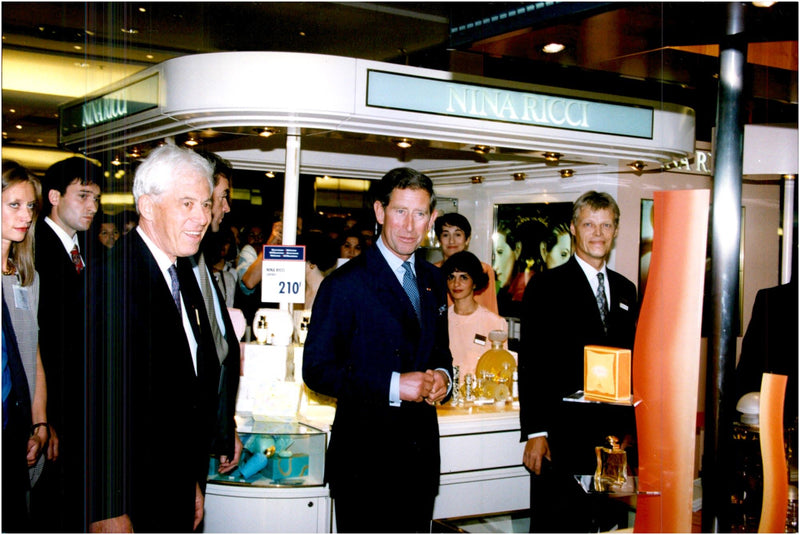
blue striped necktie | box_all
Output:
[402,261,421,320]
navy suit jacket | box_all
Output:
[33,221,86,435]
[302,244,452,498]
[90,231,221,532]
[518,255,638,474]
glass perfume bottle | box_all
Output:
[475,330,515,401]
[254,316,269,345]
[594,435,627,491]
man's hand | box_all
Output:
[90,515,133,533]
[399,371,434,402]
[425,369,449,404]
[218,430,243,474]
[193,483,205,531]
[522,436,551,475]
[46,424,59,461]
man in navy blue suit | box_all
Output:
[303,167,453,533]
[519,191,638,532]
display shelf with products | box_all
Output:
[208,417,326,488]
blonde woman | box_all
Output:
[2,161,54,531]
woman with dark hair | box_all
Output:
[2,162,54,531]
[494,219,547,318]
[442,251,507,378]
[434,212,498,314]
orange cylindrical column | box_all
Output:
[633,189,710,532]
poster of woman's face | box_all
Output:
[493,202,573,317]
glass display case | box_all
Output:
[208,417,326,487]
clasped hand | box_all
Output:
[399,369,448,405]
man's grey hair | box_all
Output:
[132,144,214,210]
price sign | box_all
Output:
[260,245,306,304]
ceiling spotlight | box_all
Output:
[265,171,275,178]
[256,127,276,138]
[628,161,646,172]
[560,169,574,178]
[472,145,491,155]
[394,138,413,149]
[470,175,484,184]
[127,146,142,159]
[121,27,139,34]
[184,134,199,147]
[543,152,562,162]
[542,42,565,54]
[111,155,122,166]
[513,172,526,181]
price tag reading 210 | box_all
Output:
[260,245,306,304]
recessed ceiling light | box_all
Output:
[14,124,22,130]
[121,28,139,34]
[560,169,574,178]
[470,175,484,184]
[139,7,147,12]
[752,1,776,7]
[542,42,565,54]
[8,109,15,114]
[472,145,492,154]
[146,54,154,59]
[513,172,526,181]
[73,45,82,50]
[628,161,646,172]
[255,127,276,138]
[265,171,275,178]
[543,152,562,162]
[394,138,413,149]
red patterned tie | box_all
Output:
[70,245,84,274]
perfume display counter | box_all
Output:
[434,403,530,520]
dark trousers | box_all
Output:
[2,421,32,533]
[334,486,435,533]
[529,459,630,533]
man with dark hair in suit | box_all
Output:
[519,190,638,532]
[89,144,229,532]
[194,150,242,475]
[32,156,102,532]
[303,167,453,533]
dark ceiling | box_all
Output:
[2,2,797,154]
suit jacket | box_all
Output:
[302,244,452,498]
[518,255,638,474]
[33,221,86,436]
[89,231,222,532]
[735,281,798,425]
[192,252,240,459]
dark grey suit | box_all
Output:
[89,231,222,532]
[519,255,638,532]
[303,244,452,533]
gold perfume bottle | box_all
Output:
[594,435,627,491]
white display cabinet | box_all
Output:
[204,418,331,533]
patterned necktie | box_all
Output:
[168,264,181,314]
[596,272,608,333]
[197,254,228,363]
[401,261,421,321]
[70,245,84,274]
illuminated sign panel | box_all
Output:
[366,70,653,139]
[60,74,159,139]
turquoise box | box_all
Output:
[266,453,310,480]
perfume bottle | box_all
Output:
[594,435,627,491]
[475,330,515,401]
[254,316,269,345]
[450,365,462,406]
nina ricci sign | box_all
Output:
[366,70,654,139]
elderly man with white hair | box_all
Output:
[89,144,229,532]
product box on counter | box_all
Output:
[583,345,631,402]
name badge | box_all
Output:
[474,333,487,346]
[13,284,30,310]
